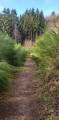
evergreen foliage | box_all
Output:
[19,8,46,42]
[32,29,59,71]
[0,32,28,92]
[31,29,59,119]
[0,8,46,43]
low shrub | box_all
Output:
[0,32,28,66]
[32,29,59,119]
[0,32,28,92]
[0,70,9,91]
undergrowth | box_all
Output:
[0,32,28,92]
[31,29,59,120]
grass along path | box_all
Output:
[0,59,40,120]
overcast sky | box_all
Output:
[0,0,59,16]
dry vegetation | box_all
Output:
[46,13,59,33]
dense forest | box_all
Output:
[0,7,59,120]
[0,8,46,44]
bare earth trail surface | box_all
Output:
[0,59,40,120]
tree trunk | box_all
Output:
[36,31,37,39]
[31,31,33,43]
[40,30,41,35]
[33,31,34,41]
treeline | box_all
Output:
[19,8,46,42]
[0,8,46,44]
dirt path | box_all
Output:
[0,59,40,120]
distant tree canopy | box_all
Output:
[0,8,46,44]
[46,11,59,30]
[51,11,55,16]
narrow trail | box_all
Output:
[0,59,40,120]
